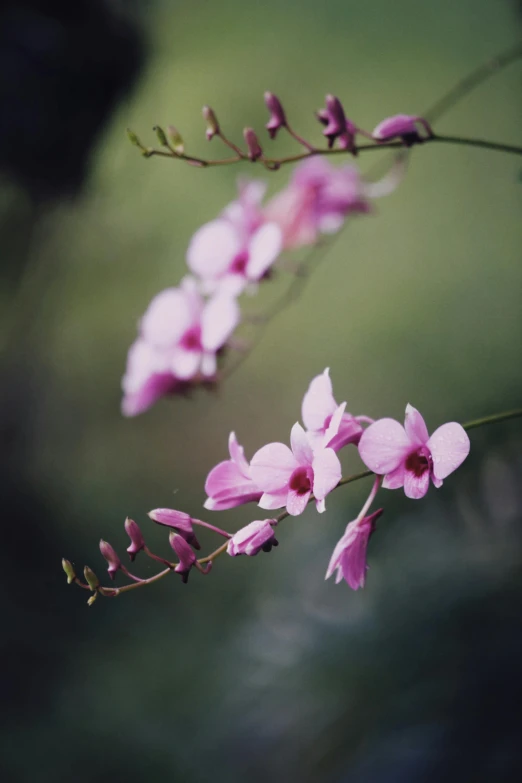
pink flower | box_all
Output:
[227,519,278,556]
[204,432,263,511]
[121,278,239,416]
[263,158,378,249]
[325,508,382,589]
[187,180,282,295]
[148,508,201,549]
[169,532,198,583]
[250,422,342,516]
[372,114,432,146]
[302,368,364,451]
[264,92,287,139]
[358,404,471,499]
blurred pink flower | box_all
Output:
[263,157,385,249]
[121,278,239,416]
[227,519,278,556]
[302,368,364,451]
[325,508,382,589]
[187,180,282,295]
[250,422,341,516]
[372,114,432,146]
[358,404,470,499]
[204,432,263,511]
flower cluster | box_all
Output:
[122,93,426,416]
[66,369,470,604]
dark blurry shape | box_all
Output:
[0,0,144,201]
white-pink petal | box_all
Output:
[290,422,314,465]
[358,418,412,474]
[246,223,282,280]
[312,447,342,500]
[322,401,347,448]
[251,443,297,492]
[187,220,241,280]
[382,464,407,490]
[140,288,195,347]
[201,294,240,352]
[404,403,429,446]
[228,432,251,477]
[427,423,470,480]
[403,469,430,499]
[258,490,288,510]
[301,368,337,431]
[171,347,201,380]
[286,489,311,516]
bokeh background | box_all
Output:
[1,1,521,781]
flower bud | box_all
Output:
[316,95,356,152]
[169,532,197,583]
[202,105,220,140]
[153,125,168,147]
[167,125,185,154]
[124,517,145,561]
[243,127,263,161]
[148,508,201,549]
[371,114,432,146]
[62,558,76,584]
[99,540,122,580]
[264,92,287,138]
[126,128,142,147]
[227,519,278,556]
[84,566,100,591]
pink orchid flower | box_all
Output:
[227,519,278,556]
[358,404,470,499]
[263,157,398,249]
[121,278,239,417]
[250,422,342,516]
[302,368,365,451]
[187,180,282,296]
[325,508,383,589]
[204,432,263,511]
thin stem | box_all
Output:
[357,475,383,520]
[284,123,316,151]
[217,131,246,158]
[432,134,522,157]
[462,407,522,431]
[192,519,232,538]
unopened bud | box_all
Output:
[202,105,220,140]
[169,532,197,583]
[124,517,145,561]
[148,508,201,550]
[84,566,100,591]
[153,125,168,147]
[167,125,185,154]
[87,593,98,607]
[62,558,76,584]
[264,92,287,138]
[99,540,121,580]
[243,127,263,161]
[126,128,142,147]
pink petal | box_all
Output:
[141,288,195,347]
[228,432,251,478]
[322,401,347,448]
[290,422,314,465]
[201,294,240,352]
[187,220,241,280]
[205,459,247,498]
[403,469,430,499]
[246,223,282,280]
[315,498,326,513]
[358,418,412,474]
[250,443,297,492]
[301,368,337,431]
[171,347,201,380]
[404,404,429,446]
[200,352,217,377]
[427,423,470,480]
[286,488,311,516]
[382,464,406,490]
[372,114,417,140]
[312,447,342,500]
[258,489,288,510]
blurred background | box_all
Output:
[1,1,521,781]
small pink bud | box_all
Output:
[227,519,278,557]
[148,508,201,550]
[169,532,197,583]
[264,92,287,138]
[99,540,122,580]
[243,127,263,161]
[316,94,356,152]
[372,114,433,146]
[202,105,220,140]
[124,517,145,561]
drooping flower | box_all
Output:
[372,114,432,146]
[124,517,145,560]
[302,368,364,451]
[316,94,358,151]
[169,532,198,583]
[99,540,122,580]
[227,519,278,556]
[204,432,263,511]
[358,404,470,499]
[148,508,201,549]
[250,422,342,516]
[121,277,239,416]
[325,508,383,589]
[187,180,282,295]
[264,92,287,139]
[263,157,390,249]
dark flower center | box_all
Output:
[405,448,431,478]
[289,466,312,495]
[231,251,249,274]
[181,326,202,352]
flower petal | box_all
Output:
[404,403,429,446]
[382,463,406,490]
[201,294,240,352]
[358,418,411,474]
[312,447,342,500]
[246,223,282,280]
[322,401,346,448]
[286,488,311,516]
[171,348,201,380]
[403,469,430,499]
[290,422,314,465]
[301,368,337,431]
[187,220,241,280]
[258,489,288,510]
[140,288,195,347]
[251,443,297,492]
[228,432,251,477]
[427,423,470,480]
